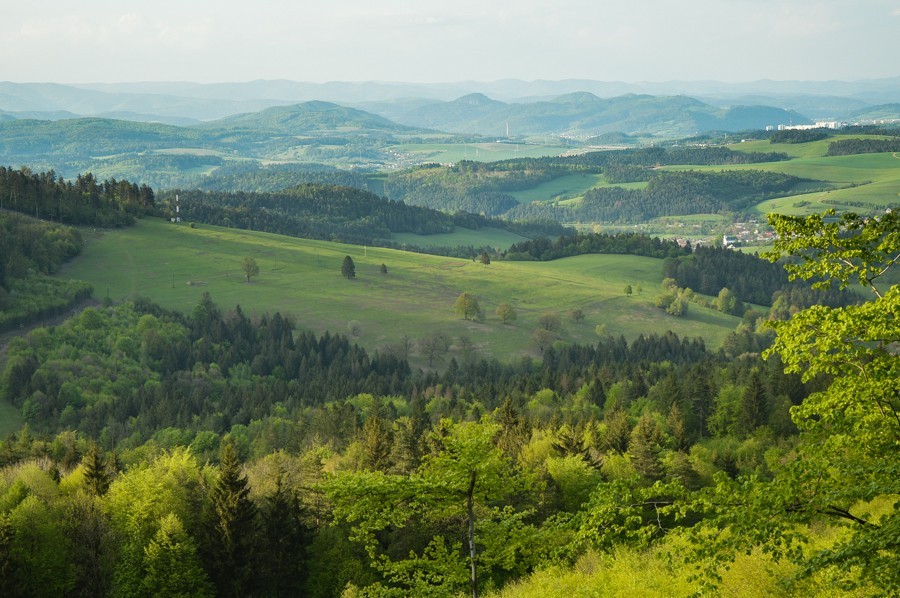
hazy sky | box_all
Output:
[3,0,899,84]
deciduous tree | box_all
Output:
[454,292,482,321]
[240,256,259,283]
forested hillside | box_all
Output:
[0,166,154,226]
[1,206,896,596]
[167,183,567,252]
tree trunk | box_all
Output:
[467,469,478,598]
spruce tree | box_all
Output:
[207,442,258,597]
[737,368,768,437]
[82,442,110,496]
[629,412,663,482]
[259,467,308,597]
[361,415,393,472]
[341,255,356,279]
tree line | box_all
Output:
[0,166,154,226]
[504,231,690,261]
[663,245,861,308]
[826,136,900,156]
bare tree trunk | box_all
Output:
[467,469,478,598]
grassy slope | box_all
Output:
[389,142,572,164]
[723,136,900,214]
[391,227,529,250]
[56,219,740,364]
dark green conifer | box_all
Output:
[208,442,258,597]
[82,443,109,496]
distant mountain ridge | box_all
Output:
[202,101,412,133]
[1,77,897,128]
[391,92,810,137]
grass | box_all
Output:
[389,142,573,164]
[663,141,900,214]
[391,227,529,250]
[56,219,742,365]
[508,173,605,203]
[730,134,898,160]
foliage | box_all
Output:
[0,166,152,226]
[454,292,483,321]
[342,255,356,279]
[682,210,900,592]
[506,231,689,262]
[325,421,542,597]
[508,169,811,224]
[663,244,860,308]
[496,303,517,324]
[768,129,832,144]
[0,276,93,332]
[826,136,900,156]
[240,256,259,283]
[164,184,567,255]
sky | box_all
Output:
[2,0,899,84]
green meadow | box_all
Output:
[389,142,573,164]
[392,226,529,250]
[56,219,741,365]
[509,173,605,203]
[510,173,647,205]
[661,138,900,214]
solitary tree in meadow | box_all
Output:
[496,303,517,324]
[240,257,259,283]
[342,256,356,279]
[454,292,482,321]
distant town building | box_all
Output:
[776,121,846,131]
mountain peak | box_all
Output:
[453,93,503,107]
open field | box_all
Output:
[509,173,605,203]
[389,142,572,165]
[392,226,529,250]
[56,219,741,365]
[664,143,900,214]
[510,173,649,205]
[729,135,897,159]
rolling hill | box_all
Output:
[56,218,742,363]
[391,92,811,137]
